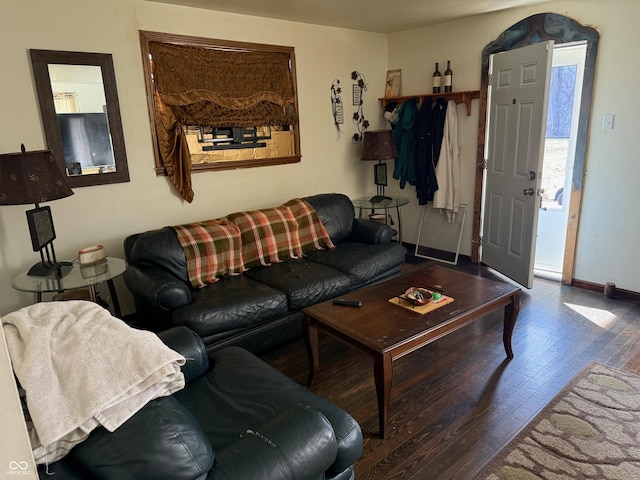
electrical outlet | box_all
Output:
[602,114,614,131]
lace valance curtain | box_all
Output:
[149,41,298,202]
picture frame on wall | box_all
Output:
[385,69,401,97]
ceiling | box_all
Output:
[145,0,555,34]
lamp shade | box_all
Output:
[360,129,398,161]
[0,149,73,205]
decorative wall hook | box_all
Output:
[330,79,344,138]
[351,71,369,143]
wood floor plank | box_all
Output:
[259,258,640,480]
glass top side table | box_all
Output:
[12,257,128,317]
[351,196,410,244]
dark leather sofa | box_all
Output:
[123,193,406,354]
[39,326,363,480]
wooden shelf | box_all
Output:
[379,90,480,116]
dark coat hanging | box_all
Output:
[392,99,418,189]
[415,97,447,205]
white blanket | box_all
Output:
[2,300,185,464]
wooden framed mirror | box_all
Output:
[30,50,129,187]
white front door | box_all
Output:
[482,41,554,288]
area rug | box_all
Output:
[475,362,640,479]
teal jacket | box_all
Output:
[392,99,418,189]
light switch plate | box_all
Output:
[602,113,614,131]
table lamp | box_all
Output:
[360,129,398,202]
[0,145,74,276]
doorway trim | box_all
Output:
[472,13,599,284]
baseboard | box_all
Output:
[571,279,640,301]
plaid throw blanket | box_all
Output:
[172,199,333,286]
[173,218,244,288]
[227,205,302,269]
[283,198,335,253]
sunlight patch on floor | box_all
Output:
[564,302,618,328]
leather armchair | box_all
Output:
[39,327,363,480]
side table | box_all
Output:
[11,257,128,317]
[351,196,410,244]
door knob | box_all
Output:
[523,187,534,195]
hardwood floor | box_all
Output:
[259,258,640,480]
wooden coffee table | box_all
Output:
[302,265,521,438]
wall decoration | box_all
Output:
[385,69,402,97]
[352,84,362,106]
[330,79,343,138]
[30,50,130,188]
[139,31,301,203]
[351,71,369,143]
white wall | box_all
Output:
[0,0,388,317]
[386,0,640,293]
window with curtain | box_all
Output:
[53,92,80,113]
[139,31,301,202]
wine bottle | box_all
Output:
[432,62,441,94]
[444,61,453,92]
